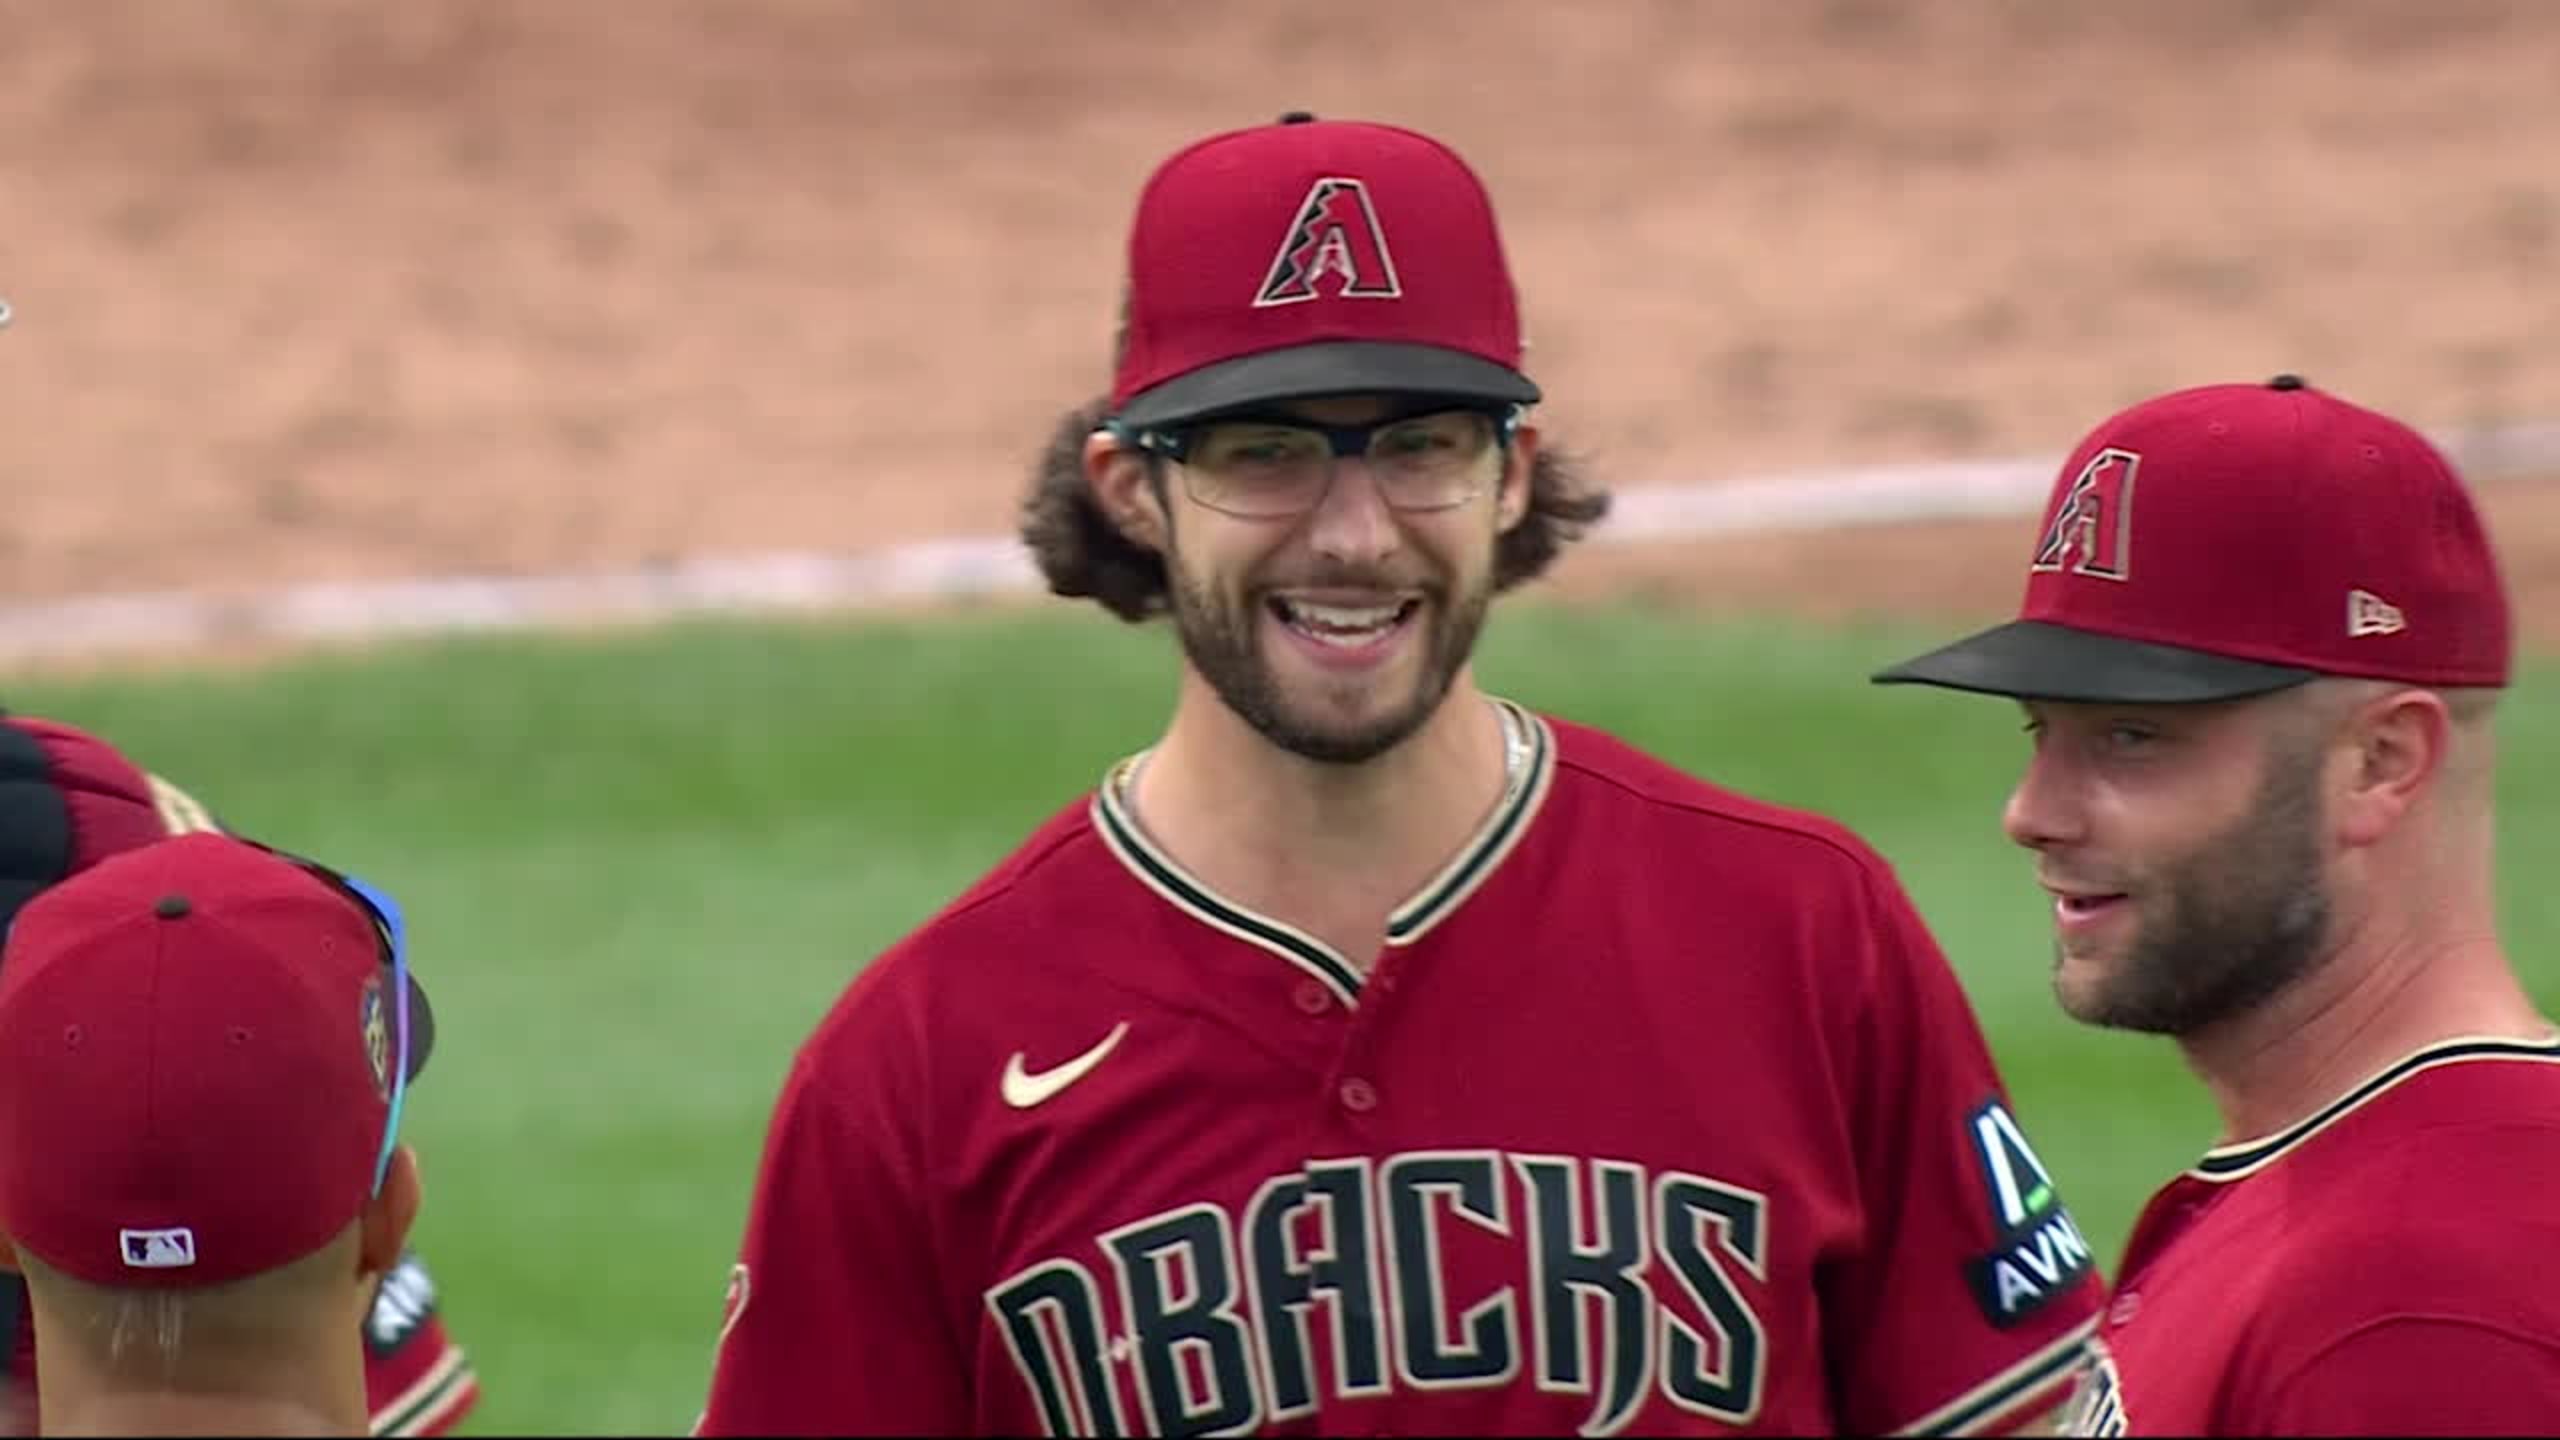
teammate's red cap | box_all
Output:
[0,832,434,1289]
[0,711,212,936]
[1872,375,2513,702]
[1107,111,1541,430]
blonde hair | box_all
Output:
[15,1223,361,1386]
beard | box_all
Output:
[2057,737,2334,1036]
[1164,558,1492,766]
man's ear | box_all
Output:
[358,1146,423,1284]
[1084,430,1170,554]
[2333,687,2449,848]
[1495,423,1540,535]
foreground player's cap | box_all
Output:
[0,711,218,938]
[1107,110,1541,431]
[1872,375,2512,703]
[0,832,435,1288]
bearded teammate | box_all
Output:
[1874,376,2560,1434]
[0,711,480,1437]
[698,112,2101,1436]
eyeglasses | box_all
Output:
[255,845,420,1199]
[1114,405,1520,519]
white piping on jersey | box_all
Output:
[1890,1312,2099,1437]
[1088,698,1556,1006]
[2185,1031,2560,1184]
[370,1344,476,1437]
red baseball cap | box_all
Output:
[1108,111,1541,430]
[0,711,214,936]
[1873,375,2513,702]
[0,832,435,1289]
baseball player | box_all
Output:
[698,113,2102,1436]
[1873,376,2560,1434]
[0,832,439,1437]
[0,711,478,1437]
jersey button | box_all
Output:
[1293,979,1334,1014]
[1339,1077,1379,1113]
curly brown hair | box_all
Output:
[1019,399,1614,622]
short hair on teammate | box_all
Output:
[13,1225,363,1383]
[1019,398,1614,623]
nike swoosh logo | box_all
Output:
[1001,1022,1131,1109]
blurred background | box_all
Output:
[2,1,2556,1433]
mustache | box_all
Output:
[1255,569,1441,593]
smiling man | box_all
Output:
[697,112,2100,1437]
[1875,375,2560,1435]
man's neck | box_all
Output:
[2180,917,2547,1144]
[28,1305,368,1439]
[41,1389,359,1437]
[1128,672,1517,965]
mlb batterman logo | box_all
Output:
[2031,448,2140,582]
[1254,177,1402,307]
[121,1226,198,1270]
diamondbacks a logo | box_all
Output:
[1963,1100,2093,1329]
[2031,448,2139,582]
[2348,588,2405,637]
[361,975,393,1102]
[1254,177,1402,307]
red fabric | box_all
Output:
[700,713,2101,1435]
[0,835,393,1289]
[2078,1043,2560,1435]
[1111,117,1527,408]
[2016,378,2511,687]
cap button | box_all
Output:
[154,894,191,920]
[1276,110,1318,125]
[2267,373,2308,391]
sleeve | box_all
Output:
[694,1003,969,1437]
[1822,856,2104,1437]
[2247,1316,2560,1434]
[361,1250,480,1437]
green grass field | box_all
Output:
[10,600,2554,1435]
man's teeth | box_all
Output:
[1278,599,1409,643]
[1295,603,1399,628]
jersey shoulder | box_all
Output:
[792,791,1116,1060]
[2254,1059,2560,1336]
[1539,711,1901,889]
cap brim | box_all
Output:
[400,971,436,1082]
[1870,620,2320,703]
[1115,341,1541,429]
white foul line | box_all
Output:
[4,420,2558,666]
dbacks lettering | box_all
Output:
[984,1150,1769,1438]
[2031,448,2140,581]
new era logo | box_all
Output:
[2348,588,2406,638]
[120,1226,198,1269]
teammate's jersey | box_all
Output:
[700,704,2102,1436]
[0,712,481,1438]
[2062,1035,2560,1437]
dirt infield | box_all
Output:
[3,0,2555,652]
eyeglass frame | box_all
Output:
[249,843,417,1199]
[1105,401,1526,518]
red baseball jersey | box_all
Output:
[2062,1036,2560,1437]
[700,704,2102,1436]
